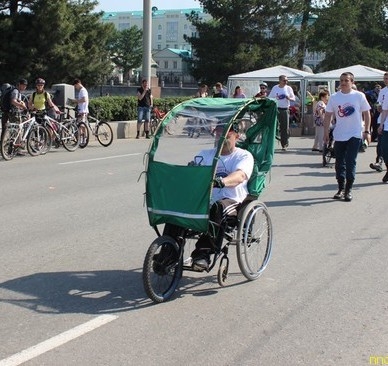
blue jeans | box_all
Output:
[137,106,151,123]
[334,137,361,182]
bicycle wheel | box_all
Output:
[150,117,159,136]
[27,125,50,156]
[78,122,89,149]
[61,121,79,152]
[1,128,17,160]
[96,122,113,147]
[143,235,182,303]
[236,201,273,281]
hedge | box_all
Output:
[89,96,192,121]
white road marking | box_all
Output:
[0,314,118,366]
[59,153,141,165]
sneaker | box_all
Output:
[183,257,193,266]
[383,172,388,183]
[333,190,344,199]
[192,252,210,271]
[370,163,383,172]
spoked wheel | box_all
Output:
[150,117,159,136]
[27,125,50,156]
[61,122,79,151]
[1,128,17,160]
[96,122,113,147]
[143,235,182,303]
[236,201,273,281]
[78,122,89,149]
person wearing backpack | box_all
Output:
[1,78,28,140]
[28,78,59,113]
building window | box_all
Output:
[158,24,162,30]
[164,61,168,69]
[166,21,178,42]
[173,61,177,69]
[157,44,161,50]
[118,23,130,31]
[158,34,162,41]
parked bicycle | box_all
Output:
[35,110,79,152]
[1,111,50,160]
[63,107,113,148]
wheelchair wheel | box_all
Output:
[236,201,273,281]
[142,235,182,303]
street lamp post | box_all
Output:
[142,0,152,86]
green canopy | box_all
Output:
[144,97,278,232]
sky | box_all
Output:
[94,0,202,12]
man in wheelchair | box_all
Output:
[188,121,254,270]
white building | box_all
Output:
[101,8,212,52]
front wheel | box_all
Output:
[27,125,50,156]
[78,122,89,149]
[143,235,182,303]
[236,201,273,281]
[61,121,79,152]
[96,122,113,147]
[1,128,17,160]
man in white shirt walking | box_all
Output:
[268,75,295,150]
[323,72,371,201]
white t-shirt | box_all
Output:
[197,147,254,204]
[377,86,388,129]
[268,85,295,108]
[326,90,370,141]
[78,87,89,114]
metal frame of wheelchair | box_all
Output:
[142,196,273,303]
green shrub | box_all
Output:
[89,96,192,121]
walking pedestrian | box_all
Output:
[323,72,371,201]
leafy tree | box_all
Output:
[309,0,388,70]
[185,0,301,85]
[108,27,143,82]
[0,0,115,86]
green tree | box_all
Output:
[0,0,115,86]
[184,0,301,85]
[108,27,143,82]
[309,0,388,70]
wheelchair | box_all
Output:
[142,97,278,303]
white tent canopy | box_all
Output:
[227,65,313,99]
[306,64,386,94]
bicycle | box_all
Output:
[1,111,50,160]
[35,110,79,152]
[65,107,113,148]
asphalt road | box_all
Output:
[0,136,387,366]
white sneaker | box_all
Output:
[183,257,193,266]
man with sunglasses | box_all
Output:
[268,75,295,150]
[323,72,371,201]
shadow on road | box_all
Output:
[0,268,251,313]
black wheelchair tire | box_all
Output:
[236,201,273,281]
[143,235,182,303]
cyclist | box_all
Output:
[188,122,254,270]
[28,78,59,113]
[1,79,28,140]
[71,79,89,144]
